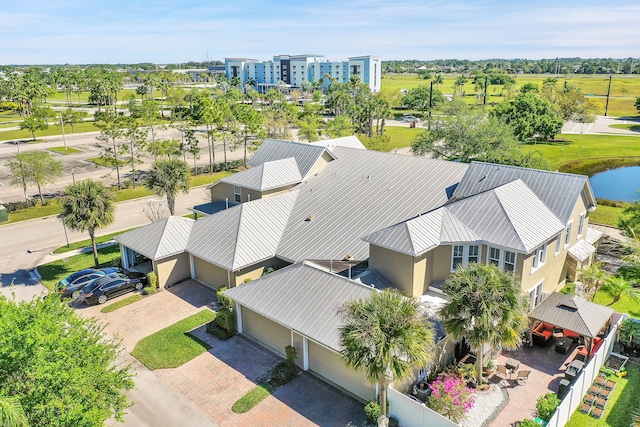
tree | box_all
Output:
[123,118,148,188]
[60,180,115,267]
[454,76,468,96]
[578,262,610,301]
[635,97,640,114]
[520,82,539,94]
[619,201,640,238]
[145,159,190,215]
[22,151,63,204]
[5,155,31,201]
[0,294,133,427]
[490,93,563,142]
[433,74,444,89]
[440,263,529,383]
[338,289,435,417]
[61,108,88,133]
[297,116,322,142]
[20,106,55,141]
[600,276,640,306]
[136,100,165,161]
[233,104,265,167]
[325,115,354,138]
[403,85,445,117]
[95,110,126,189]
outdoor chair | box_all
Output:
[594,376,606,387]
[584,392,597,404]
[598,388,611,400]
[595,397,607,409]
[592,406,604,418]
[495,365,510,385]
[604,379,616,391]
[516,370,531,385]
[579,402,592,414]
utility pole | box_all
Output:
[428,80,433,130]
[483,76,488,110]
[604,75,612,117]
[60,111,67,151]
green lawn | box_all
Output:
[0,121,100,142]
[131,310,216,370]
[100,294,143,313]
[566,361,640,427]
[383,125,422,150]
[48,146,82,155]
[593,291,640,319]
[52,229,133,254]
[87,157,128,167]
[590,205,625,227]
[232,383,274,414]
[610,123,640,132]
[3,200,62,224]
[520,134,640,176]
[37,245,121,292]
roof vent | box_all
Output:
[343,254,353,261]
[305,214,315,222]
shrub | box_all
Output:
[261,267,275,276]
[426,373,475,423]
[142,286,155,295]
[536,392,560,422]
[4,198,39,213]
[600,366,616,376]
[364,400,381,424]
[216,286,233,310]
[147,272,158,290]
[271,361,298,387]
[559,283,576,295]
[285,345,297,364]
[206,309,235,340]
[518,419,539,427]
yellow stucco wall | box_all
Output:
[369,244,415,295]
[209,181,297,204]
[241,306,290,356]
[193,256,230,289]
[156,253,191,288]
[233,258,290,287]
[306,151,334,178]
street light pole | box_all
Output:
[60,112,67,151]
[604,75,612,117]
[60,215,70,248]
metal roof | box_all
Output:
[114,217,194,260]
[221,157,302,191]
[568,240,597,262]
[248,139,334,179]
[186,190,298,270]
[363,180,564,255]
[309,136,366,152]
[528,292,614,338]
[586,227,604,245]
[223,262,375,351]
[276,147,469,262]
[453,162,596,224]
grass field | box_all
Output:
[383,126,422,151]
[131,310,215,370]
[52,229,132,254]
[566,361,640,427]
[232,383,274,414]
[0,121,100,142]
[100,294,143,313]
[610,123,640,132]
[590,205,625,227]
[48,146,82,155]
[3,200,62,224]
[37,244,121,292]
[593,290,640,319]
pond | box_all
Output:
[589,166,640,202]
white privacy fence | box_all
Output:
[545,315,623,427]
[388,386,460,427]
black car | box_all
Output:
[119,269,149,286]
[56,267,119,298]
[80,272,145,305]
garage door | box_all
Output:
[308,340,375,401]
[193,256,228,289]
[241,306,290,356]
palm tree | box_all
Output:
[578,262,610,301]
[454,76,468,96]
[145,159,190,216]
[0,396,28,427]
[338,289,435,417]
[60,180,115,268]
[601,276,640,306]
[433,74,444,89]
[440,263,530,383]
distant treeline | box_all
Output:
[382,58,640,75]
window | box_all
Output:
[468,245,479,264]
[234,186,241,203]
[555,234,562,255]
[578,213,585,236]
[532,244,546,269]
[489,247,500,266]
[565,223,572,247]
[528,281,543,308]
[504,251,516,272]
[452,245,463,269]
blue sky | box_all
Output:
[1,0,639,64]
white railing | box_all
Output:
[545,316,623,427]
[388,386,460,427]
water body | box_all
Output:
[589,166,640,202]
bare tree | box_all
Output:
[142,199,170,223]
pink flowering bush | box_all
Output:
[426,373,475,423]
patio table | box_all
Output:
[505,358,520,374]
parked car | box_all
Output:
[401,115,420,123]
[119,268,149,286]
[80,272,145,305]
[56,267,119,299]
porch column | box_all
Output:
[303,337,309,371]
[235,302,243,333]
[121,245,129,269]
[189,254,196,279]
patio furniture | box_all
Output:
[592,406,604,418]
[579,402,592,414]
[584,392,597,404]
[565,360,585,383]
[577,337,604,361]
[563,329,581,342]
[496,365,510,384]
[532,322,554,346]
[516,370,531,385]
[555,337,573,354]
[604,379,616,391]
[558,379,571,400]
[505,358,520,374]
[595,397,607,409]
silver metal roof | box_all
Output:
[309,136,366,152]
[586,227,604,245]
[221,157,302,191]
[114,217,194,260]
[224,262,374,351]
[453,162,596,224]
[186,190,298,270]
[363,180,564,255]
[248,139,334,179]
[568,240,597,262]
[528,292,614,338]
[276,147,469,262]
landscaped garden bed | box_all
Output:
[606,352,629,372]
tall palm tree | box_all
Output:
[145,159,190,216]
[61,180,115,267]
[601,276,640,306]
[578,262,610,301]
[338,289,435,417]
[440,263,530,383]
[433,74,444,89]
[0,396,29,427]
